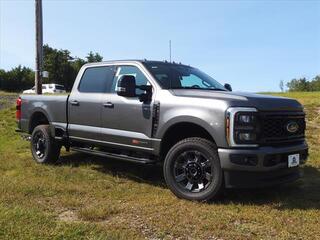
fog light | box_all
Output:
[230,154,258,166]
[238,132,256,141]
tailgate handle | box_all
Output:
[70,100,79,106]
[103,102,114,108]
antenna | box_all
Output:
[169,40,172,62]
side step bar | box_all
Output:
[71,147,157,164]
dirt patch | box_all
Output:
[58,210,79,222]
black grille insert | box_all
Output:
[259,112,305,145]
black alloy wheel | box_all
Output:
[164,138,223,201]
[31,125,61,164]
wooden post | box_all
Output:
[35,0,43,94]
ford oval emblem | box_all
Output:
[287,121,299,133]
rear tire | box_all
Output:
[163,137,223,201]
[30,125,61,164]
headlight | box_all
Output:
[236,113,256,125]
[226,108,259,147]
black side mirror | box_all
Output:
[116,75,136,97]
[137,85,152,102]
[224,83,232,91]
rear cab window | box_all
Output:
[79,66,116,93]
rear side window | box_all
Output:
[79,66,115,93]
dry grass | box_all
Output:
[0,92,319,239]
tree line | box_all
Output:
[0,45,319,92]
[283,75,320,92]
[0,44,103,92]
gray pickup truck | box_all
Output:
[16,60,308,201]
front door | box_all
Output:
[100,65,155,151]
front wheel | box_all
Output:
[163,138,223,201]
[31,125,61,164]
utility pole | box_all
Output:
[169,40,172,62]
[35,0,43,94]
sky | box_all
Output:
[0,0,319,92]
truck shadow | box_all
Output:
[219,165,320,211]
[58,153,320,210]
[58,152,166,187]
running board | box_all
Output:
[71,147,157,164]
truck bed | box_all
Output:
[20,94,69,134]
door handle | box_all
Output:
[70,100,79,106]
[103,102,114,108]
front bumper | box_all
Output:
[218,141,308,188]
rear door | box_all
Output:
[68,66,116,141]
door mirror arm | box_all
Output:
[137,85,152,103]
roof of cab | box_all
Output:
[83,59,190,67]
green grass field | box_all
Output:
[0,92,319,239]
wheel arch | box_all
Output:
[159,119,217,160]
[28,109,51,134]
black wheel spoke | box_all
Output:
[32,131,46,159]
[194,151,201,162]
[201,159,211,168]
[175,173,186,183]
[205,172,212,181]
[173,149,214,193]
[186,181,193,191]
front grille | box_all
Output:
[259,112,306,145]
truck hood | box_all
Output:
[170,89,303,112]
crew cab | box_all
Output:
[16,60,308,201]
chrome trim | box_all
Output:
[226,107,258,147]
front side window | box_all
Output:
[143,62,226,91]
[111,65,149,95]
[79,66,115,93]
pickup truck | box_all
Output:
[16,60,308,201]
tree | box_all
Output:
[42,46,104,90]
[279,80,284,92]
[286,77,311,92]
[0,45,105,92]
[43,45,76,91]
[310,75,320,91]
[0,66,34,92]
[86,51,103,62]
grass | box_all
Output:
[0,92,319,239]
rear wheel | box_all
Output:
[163,137,223,201]
[31,125,61,164]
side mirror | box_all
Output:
[116,75,136,97]
[137,85,152,102]
[224,83,232,91]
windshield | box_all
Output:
[143,62,226,91]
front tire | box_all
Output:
[163,138,223,201]
[31,125,61,164]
